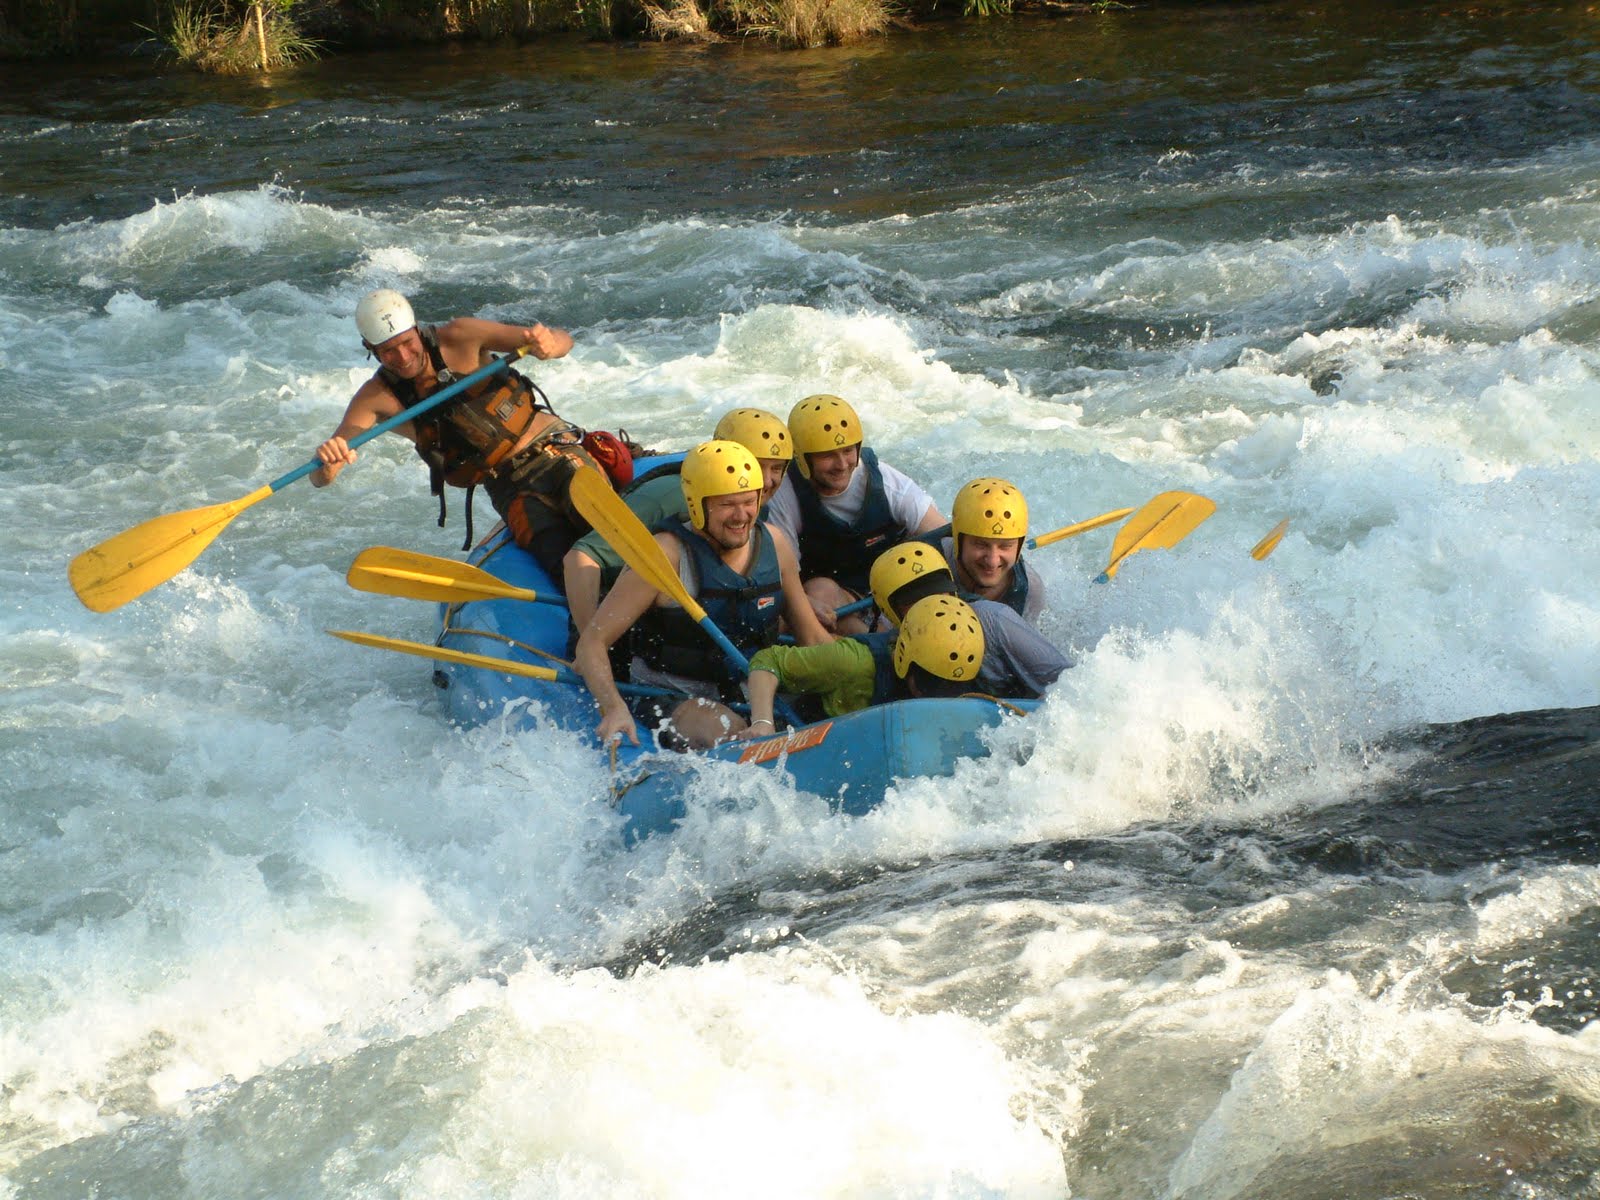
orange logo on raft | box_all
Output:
[738,721,835,765]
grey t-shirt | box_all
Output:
[971,599,1070,699]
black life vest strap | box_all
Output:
[379,333,563,550]
[697,580,783,605]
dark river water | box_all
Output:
[6,1,1599,227]
[6,3,1600,1196]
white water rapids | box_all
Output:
[6,12,1600,1196]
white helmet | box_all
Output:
[355,289,415,346]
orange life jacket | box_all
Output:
[378,324,550,489]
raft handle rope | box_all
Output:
[958,693,1030,718]
[437,623,573,669]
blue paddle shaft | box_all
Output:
[697,616,752,676]
[265,348,525,494]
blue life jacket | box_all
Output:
[634,518,783,692]
[850,630,904,708]
[790,447,905,593]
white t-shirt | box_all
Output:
[765,457,935,552]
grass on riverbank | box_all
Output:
[2,0,1124,65]
[159,0,318,71]
[642,0,889,45]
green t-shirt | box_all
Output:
[748,639,878,717]
[570,474,688,583]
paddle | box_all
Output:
[69,346,536,613]
[833,503,1139,619]
[568,464,802,726]
[347,545,567,607]
[1251,519,1289,561]
[1027,506,1135,549]
[1096,491,1216,582]
[327,629,676,698]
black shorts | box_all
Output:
[485,445,599,579]
[625,693,695,753]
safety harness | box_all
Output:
[378,325,579,549]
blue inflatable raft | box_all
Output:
[430,472,1039,843]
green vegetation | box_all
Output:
[155,0,319,71]
[0,0,1124,65]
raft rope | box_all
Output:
[958,692,1030,718]
[436,621,573,669]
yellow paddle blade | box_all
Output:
[1030,506,1135,549]
[69,485,275,613]
[347,546,548,605]
[327,629,561,681]
[1251,519,1289,561]
[569,464,710,623]
[1099,490,1216,581]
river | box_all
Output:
[5,3,1600,1196]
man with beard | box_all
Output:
[573,439,831,751]
[560,406,793,632]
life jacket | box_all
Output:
[789,447,904,594]
[377,324,571,548]
[849,630,903,708]
[380,325,554,487]
[634,517,783,695]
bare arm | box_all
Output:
[770,525,832,646]
[435,317,573,367]
[914,502,947,535]
[573,541,676,745]
[740,668,781,739]
[562,546,605,633]
[311,379,408,487]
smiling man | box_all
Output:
[763,394,946,635]
[573,439,832,751]
[560,406,795,634]
[311,288,592,575]
[939,477,1045,625]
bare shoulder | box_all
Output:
[348,373,403,420]
[765,522,800,565]
[653,529,685,564]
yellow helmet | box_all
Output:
[892,595,985,684]
[952,478,1028,541]
[788,394,862,479]
[869,541,954,625]
[714,408,793,462]
[680,439,761,530]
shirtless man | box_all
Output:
[313,288,593,574]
